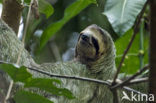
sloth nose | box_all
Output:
[81,34,89,42]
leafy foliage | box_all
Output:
[14,90,53,103]
[24,0,31,4]
[0,64,32,82]
[103,0,149,74]
[25,78,75,99]
[0,63,75,102]
[40,0,97,49]
[103,0,146,36]
[38,0,54,18]
[115,29,149,74]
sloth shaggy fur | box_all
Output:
[35,24,117,103]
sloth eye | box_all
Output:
[91,37,99,55]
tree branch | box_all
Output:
[122,86,145,95]
[22,0,39,43]
[112,0,149,84]
[112,65,149,89]
[4,80,13,103]
[126,77,148,86]
[29,66,111,86]
[1,0,23,34]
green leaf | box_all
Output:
[40,0,97,50]
[24,0,31,4]
[0,64,32,82]
[115,29,149,74]
[25,78,75,99]
[38,0,54,18]
[103,0,146,36]
[14,90,53,103]
[58,88,75,99]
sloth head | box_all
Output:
[75,24,115,69]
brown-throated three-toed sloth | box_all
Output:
[0,19,116,103]
[34,24,116,103]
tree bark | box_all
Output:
[149,0,156,102]
[1,0,23,34]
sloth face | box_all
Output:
[75,24,110,65]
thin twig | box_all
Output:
[22,0,35,43]
[112,65,149,89]
[126,77,148,85]
[4,46,24,103]
[4,42,24,103]
[28,66,111,86]
[4,80,13,103]
[139,19,144,68]
[122,86,145,95]
[112,1,149,84]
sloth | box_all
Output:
[0,19,117,103]
[35,24,117,103]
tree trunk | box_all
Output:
[149,0,156,102]
[1,0,23,34]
